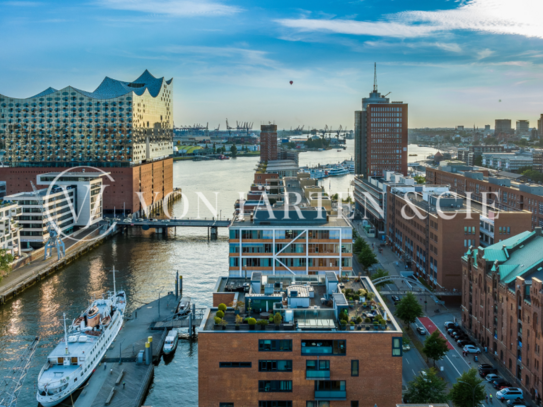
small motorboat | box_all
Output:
[163,329,179,354]
[176,297,191,318]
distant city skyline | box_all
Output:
[1,0,543,129]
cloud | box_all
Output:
[276,0,543,39]
[1,1,41,6]
[477,49,494,59]
[95,0,241,17]
[365,40,462,53]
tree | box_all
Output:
[353,237,368,255]
[0,249,14,282]
[357,246,377,270]
[370,269,390,288]
[230,144,238,157]
[394,292,423,329]
[403,368,448,405]
[474,155,482,166]
[423,330,449,366]
[449,368,486,407]
[414,175,426,184]
[213,143,216,153]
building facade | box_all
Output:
[0,71,174,213]
[517,120,530,135]
[354,69,407,177]
[426,165,543,229]
[199,274,403,407]
[495,120,513,136]
[482,153,533,171]
[461,228,543,401]
[0,202,21,256]
[261,125,278,162]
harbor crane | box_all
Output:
[0,336,40,407]
[226,119,234,135]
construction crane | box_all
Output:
[0,336,40,407]
[226,119,234,135]
[236,121,253,135]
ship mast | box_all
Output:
[63,313,69,355]
[111,266,117,294]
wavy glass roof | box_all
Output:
[6,70,172,100]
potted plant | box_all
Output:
[230,300,244,315]
[350,321,355,330]
[257,319,269,330]
[247,318,257,330]
[216,310,225,319]
[235,314,243,330]
[220,318,228,330]
[273,312,282,330]
[214,316,222,330]
[218,303,227,313]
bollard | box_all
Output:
[175,271,179,299]
[145,341,151,365]
[179,276,183,297]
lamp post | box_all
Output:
[458,380,476,407]
[119,339,125,365]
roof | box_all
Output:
[1,70,172,100]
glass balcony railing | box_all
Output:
[306,370,330,379]
[314,390,346,400]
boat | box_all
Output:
[327,166,350,177]
[409,154,417,157]
[176,297,191,318]
[163,329,179,354]
[337,149,342,152]
[342,160,355,174]
[36,269,126,407]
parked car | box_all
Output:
[447,328,458,336]
[484,373,501,382]
[463,345,481,354]
[505,399,527,407]
[402,343,411,351]
[492,378,512,389]
[391,295,400,302]
[496,388,523,401]
[455,335,469,342]
[457,339,475,347]
[417,326,427,335]
[444,321,458,329]
[452,331,465,339]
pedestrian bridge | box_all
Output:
[115,218,231,228]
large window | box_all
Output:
[259,340,292,352]
[392,337,402,357]
[259,360,292,372]
[314,381,346,399]
[220,404,234,407]
[301,340,346,355]
[351,360,359,376]
[307,402,330,407]
[219,362,251,368]
[258,381,292,392]
[259,402,292,407]
[306,360,330,379]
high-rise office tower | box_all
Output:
[354,64,407,177]
[495,119,512,136]
[260,124,278,162]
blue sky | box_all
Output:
[1,0,543,129]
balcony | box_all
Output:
[315,390,346,400]
[306,370,330,380]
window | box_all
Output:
[301,340,346,355]
[258,381,292,392]
[351,360,359,376]
[259,360,293,372]
[219,362,251,368]
[307,403,331,407]
[306,360,330,371]
[351,402,359,407]
[259,340,292,352]
[259,402,292,407]
[392,337,402,356]
[220,404,234,407]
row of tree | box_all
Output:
[352,235,378,270]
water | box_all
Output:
[0,140,438,406]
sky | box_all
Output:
[1,0,543,129]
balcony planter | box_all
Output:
[235,325,240,330]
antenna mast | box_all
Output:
[373,62,378,92]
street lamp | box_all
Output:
[119,338,125,365]
[458,380,476,407]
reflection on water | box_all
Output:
[0,140,437,406]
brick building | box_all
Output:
[199,274,403,407]
[461,228,543,402]
[495,119,513,137]
[354,65,407,177]
[387,188,531,291]
[261,124,278,162]
[426,165,543,229]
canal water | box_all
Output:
[0,140,437,406]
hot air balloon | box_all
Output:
[289,81,293,85]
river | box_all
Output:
[0,140,438,406]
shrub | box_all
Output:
[356,316,363,324]
[257,319,269,325]
[218,303,227,312]
[216,310,225,319]
[235,314,243,325]
[350,321,355,325]
[269,317,273,322]
[214,316,222,325]
[247,318,257,325]
[364,317,371,323]
[273,312,283,325]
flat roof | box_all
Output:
[39,172,110,177]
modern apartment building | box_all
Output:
[426,163,543,229]
[261,125,278,162]
[482,153,533,171]
[0,70,174,213]
[495,119,513,136]
[461,227,543,400]
[516,120,530,135]
[354,67,407,177]
[0,202,21,256]
[199,274,403,407]
[386,188,531,290]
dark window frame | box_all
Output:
[259,339,293,352]
[351,360,359,376]
[258,360,293,372]
[392,337,402,357]
[219,362,252,368]
[301,340,346,355]
[219,404,234,407]
[306,360,330,371]
[258,380,293,393]
[259,402,293,407]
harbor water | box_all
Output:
[0,141,438,406]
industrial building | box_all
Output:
[0,70,174,214]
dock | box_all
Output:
[74,293,179,407]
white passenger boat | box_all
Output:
[328,166,350,177]
[163,329,179,354]
[36,271,126,407]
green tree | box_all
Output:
[353,237,368,255]
[230,144,238,157]
[213,143,216,153]
[357,246,377,269]
[474,155,482,166]
[449,368,486,407]
[394,292,423,329]
[0,249,14,282]
[403,368,448,405]
[423,330,449,366]
[370,268,390,288]
[414,175,426,184]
